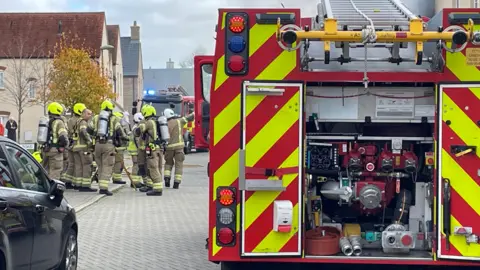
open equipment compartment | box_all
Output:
[304,82,435,260]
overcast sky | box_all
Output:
[4,0,433,69]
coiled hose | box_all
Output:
[306,226,353,256]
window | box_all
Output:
[455,0,460,7]
[475,0,479,8]
[201,64,212,103]
[0,158,15,188]
[4,145,49,193]
[28,82,36,99]
[0,71,4,89]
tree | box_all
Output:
[49,35,115,114]
[179,45,207,68]
[0,33,40,140]
[31,55,54,115]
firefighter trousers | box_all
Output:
[164,148,185,184]
[112,148,125,182]
[73,149,93,188]
[41,148,64,181]
[137,151,152,187]
[60,149,74,185]
[146,149,163,192]
[94,142,116,191]
[130,155,143,186]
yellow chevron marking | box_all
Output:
[211,227,221,255]
[214,55,227,91]
[442,92,480,159]
[245,92,299,165]
[441,150,480,217]
[212,150,239,201]
[213,95,240,146]
[244,148,299,229]
[221,12,226,29]
[255,50,297,80]
[449,215,480,257]
[253,203,299,253]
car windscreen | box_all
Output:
[149,102,182,116]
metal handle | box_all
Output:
[238,149,286,191]
[443,178,451,251]
[246,87,285,96]
[35,204,45,213]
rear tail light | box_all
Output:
[217,228,235,245]
[218,188,235,205]
[225,12,249,75]
[216,187,237,247]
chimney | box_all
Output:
[131,21,140,40]
[166,58,174,69]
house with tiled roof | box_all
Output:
[107,24,124,107]
[121,21,144,116]
[0,12,120,143]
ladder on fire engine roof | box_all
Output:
[321,0,416,31]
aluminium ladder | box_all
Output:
[321,0,418,31]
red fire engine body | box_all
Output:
[205,1,480,269]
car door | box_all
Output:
[0,149,35,270]
[3,144,65,270]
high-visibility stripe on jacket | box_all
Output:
[166,113,194,150]
[73,118,92,150]
[137,118,157,150]
[127,124,140,155]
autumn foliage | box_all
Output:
[49,34,115,113]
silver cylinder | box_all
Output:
[349,235,363,256]
[339,237,353,256]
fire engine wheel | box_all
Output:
[220,262,242,270]
[184,135,192,154]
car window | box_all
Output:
[0,157,16,189]
[4,145,49,193]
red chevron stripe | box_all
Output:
[450,187,480,232]
[443,88,480,126]
[245,87,298,143]
[279,232,299,252]
[243,176,299,252]
[210,33,284,118]
[209,123,240,174]
[244,121,300,202]
[440,237,463,256]
[441,122,480,186]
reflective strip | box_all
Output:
[164,170,171,176]
[166,142,184,149]
[152,182,163,191]
[99,180,109,189]
[81,178,91,186]
[112,173,122,180]
[177,119,183,143]
[174,174,182,181]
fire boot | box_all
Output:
[131,182,145,188]
[173,182,180,189]
[139,186,152,192]
[146,190,162,196]
[99,189,113,196]
[65,182,74,189]
[79,187,98,192]
[164,176,171,188]
[113,180,127,185]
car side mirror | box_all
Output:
[48,179,66,207]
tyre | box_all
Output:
[0,252,5,270]
[57,229,78,270]
[221,262,241,270]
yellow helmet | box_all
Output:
[73,103,86,115]
[113,111,123,118]
[142,105,156,118]
[101,100,114,111]
[140,104,150,115]
[47,102,64,115]
[32,151,43,163]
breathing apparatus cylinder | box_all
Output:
[37,117,50,145]
[97,110,110,137]
[157,116,170,142]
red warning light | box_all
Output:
[229,16,245,33]
[227,55,245,72]
[218,188,235,205]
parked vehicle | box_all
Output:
[0,137,78,270]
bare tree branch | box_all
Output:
[179,45,208,68]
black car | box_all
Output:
[0,137,78,270]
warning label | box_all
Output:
[466,48,480,66]
[375,92,414,118]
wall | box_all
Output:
[114,33,124,107]
[0,58,51,142]
[123,77,135,114]
[100,23,115,93]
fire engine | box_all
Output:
[140,90,196,153]
[205,0,480,269]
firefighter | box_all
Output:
[128,112,146,188]
[163,108,194,189]
[111,111,127,185]
[135,105,166,196]
[62,103,83,189]
[92,100,129,196]
[39,102,69,180]
[59,104,72,187]
[72,106,97,192]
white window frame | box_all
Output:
[475,0,479,8]
[0,71,4,89]
[455,0,460,7]
[28,82,35,99]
